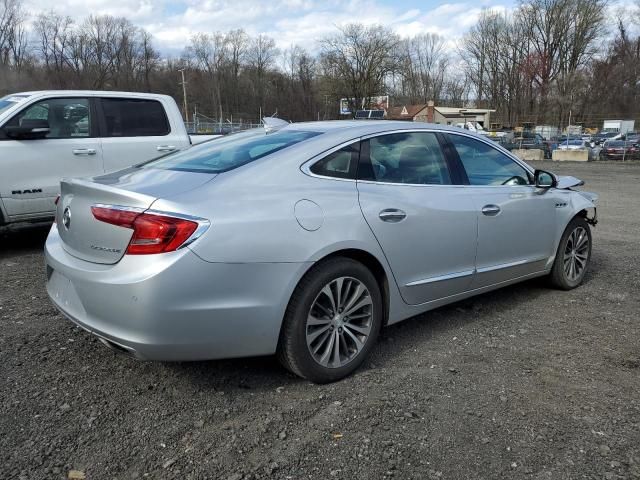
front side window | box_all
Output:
[143,129,321,173]
[448,134,530,186]
[310,142,359,179]
[101,98,169,137]
[4,98,90,139]
[359,132,452,185]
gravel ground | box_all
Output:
[1,161,639,480]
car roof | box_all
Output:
[7,90,172,101]
[281,120,473,137]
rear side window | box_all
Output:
[143,129,321,173]
[101,98,169,137]
[310,142,359,179]
[359,132,452,185]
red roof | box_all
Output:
[387,104,429,120]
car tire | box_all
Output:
[277,257,383,383]
[548,216,592,290]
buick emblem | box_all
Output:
[62,207,71,230]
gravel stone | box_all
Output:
[1,162,640,479]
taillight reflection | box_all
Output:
[54,195,60,223]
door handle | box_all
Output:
[379,209,407,222]
[72,148,96,156]
[156,145,177,152]
[481,204,501,216]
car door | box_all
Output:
[97,97,190,172]
[445,133,558,288]
[357,131,478,305]
[0,97,102,219]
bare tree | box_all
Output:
[34,12,74,87]
[225,29,248,113]
[400,33,448,103]
[0,0,20,64]
[246,34,278,111]
[518,0,606,118]
[186,32,228,119]
[320,24,401,113]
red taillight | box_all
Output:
[91,206,139,228]
[91,206,199,255]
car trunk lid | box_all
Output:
[57,167,216,264]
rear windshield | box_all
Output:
[142,128,321,173]
[606,141,626,147]
[0,94,30,115]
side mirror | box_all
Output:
[4,119,50,139]
[534,169,557,189]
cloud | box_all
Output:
[20,0,519,55]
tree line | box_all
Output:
[1,0,639,127]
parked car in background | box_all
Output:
[591,131,618,147]
[557,139,595,160]
[557,139,590,149]
[622,131,639,143]
[599,140,640,161]
[46,120,597,383]
[514,132,552,158]
[0,90,220,226]
[488,135,517,151]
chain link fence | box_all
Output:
[185,120,263,135]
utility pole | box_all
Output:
[193,103,198,133]
[178,68,188,122]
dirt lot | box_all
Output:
[1,161,639,480]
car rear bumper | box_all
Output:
[45,224,310,361]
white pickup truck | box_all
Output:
[0,90,219,226]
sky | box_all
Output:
[20,0,517,55]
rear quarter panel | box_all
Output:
[147,145,421,325]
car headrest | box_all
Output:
[398,146,426,170]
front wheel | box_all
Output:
[548,216,592,290]
[278,258,383,383]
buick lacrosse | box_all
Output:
[45,120,597,383]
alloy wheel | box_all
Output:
[563,226,590,282]
[305,276,373,368]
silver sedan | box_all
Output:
[45,120,598,383]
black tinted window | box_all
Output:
[360,132,451,185]
[448,134,530,186]
[310,143,359,179]
[101,98,169,137]
[144,129,321,173]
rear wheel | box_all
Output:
[278,258,382,383]
[548,216,592,290]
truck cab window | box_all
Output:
[5,98,91,139]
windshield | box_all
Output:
[0,94,30,115]
[606,141,628,147]
[143,128,321,173]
